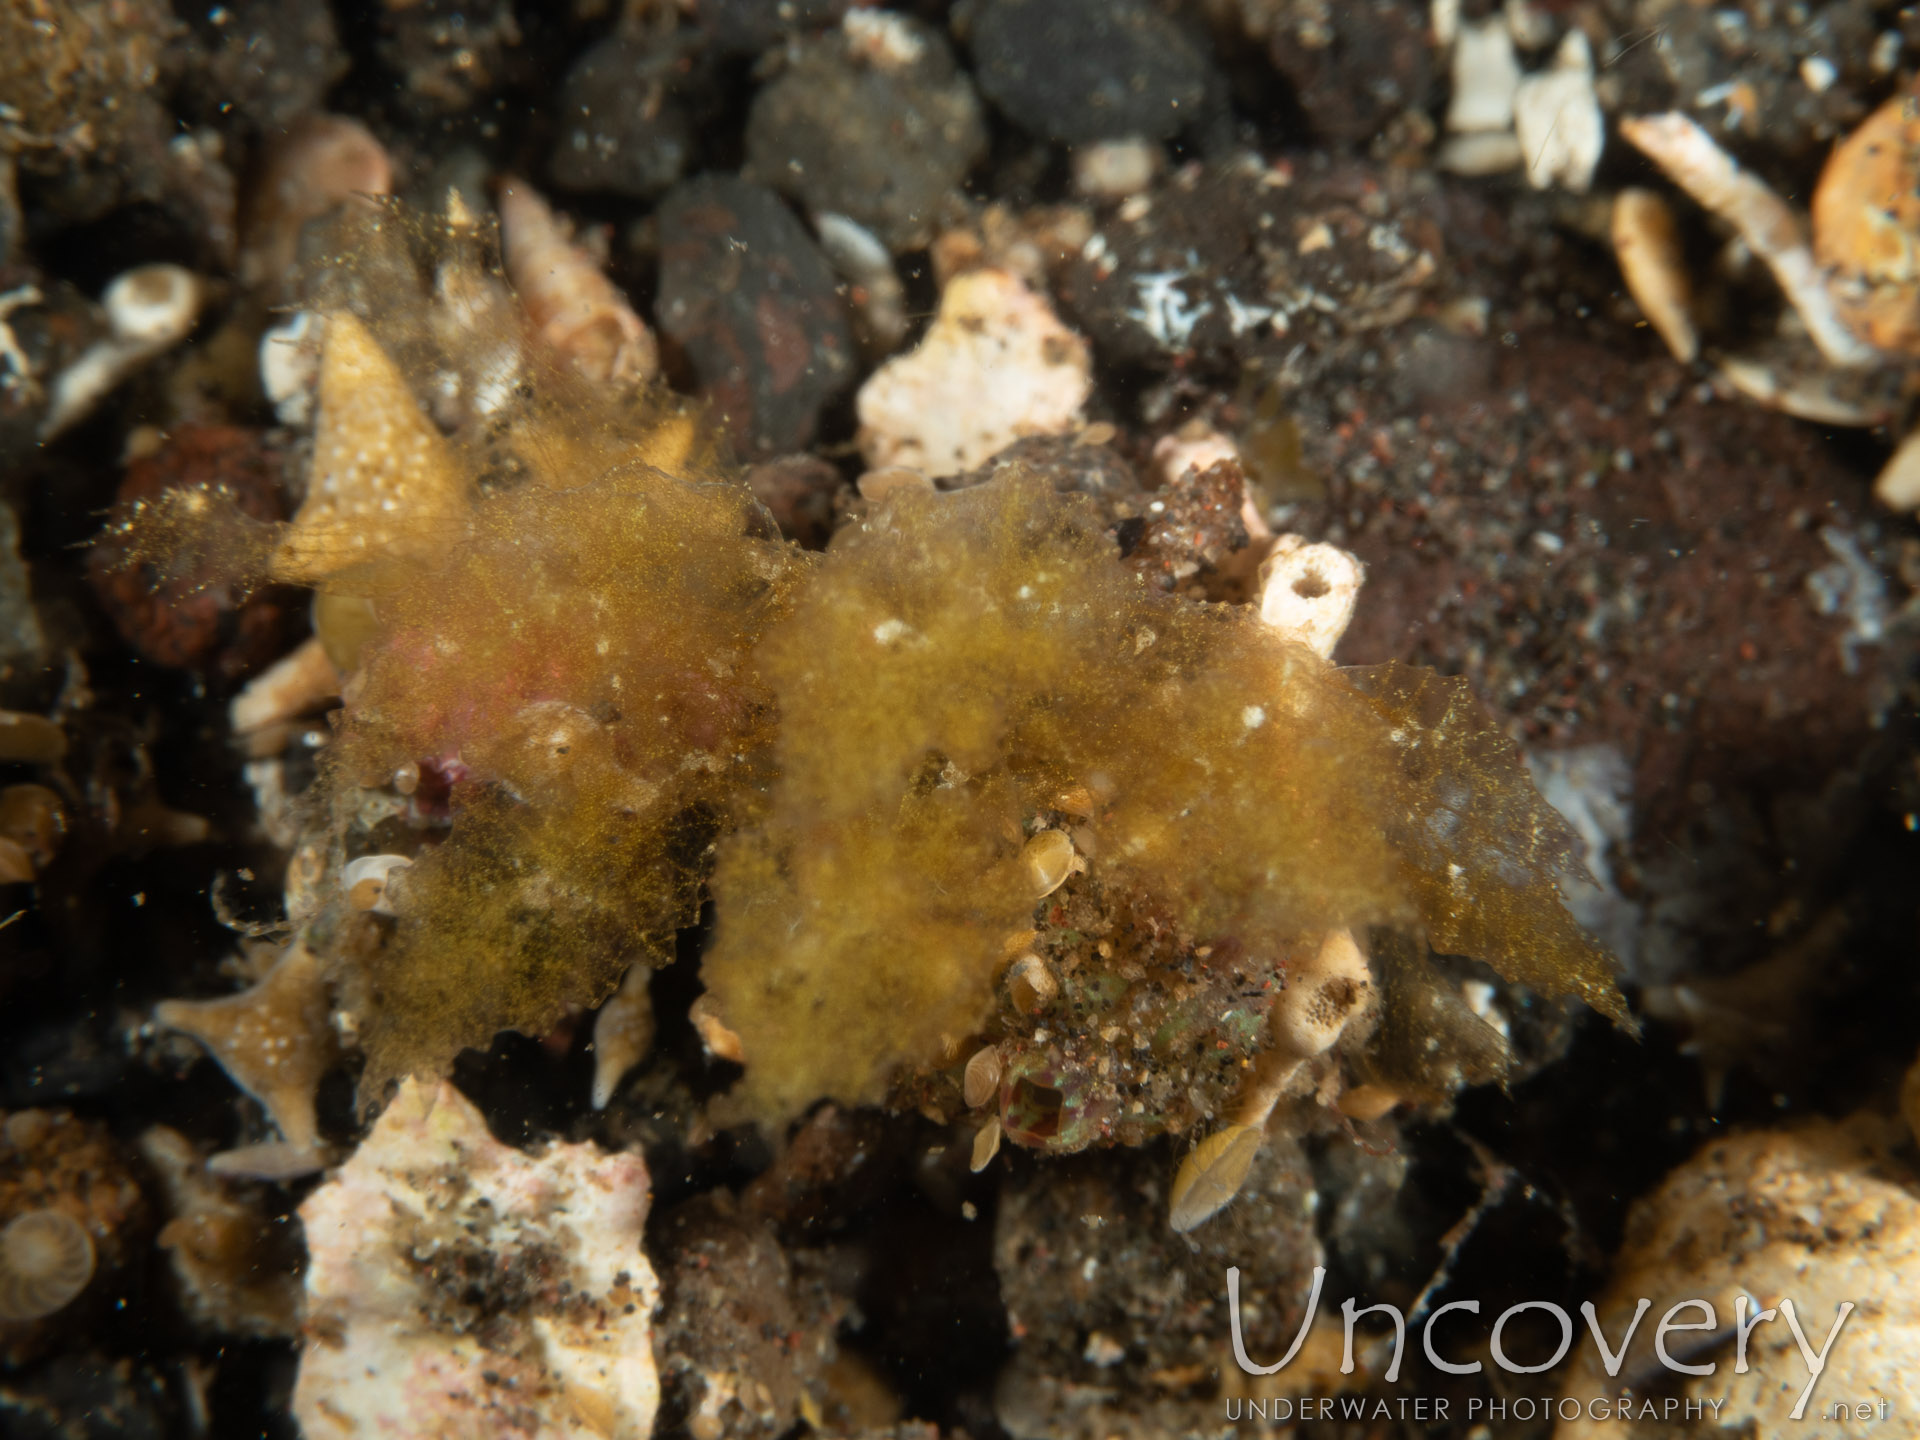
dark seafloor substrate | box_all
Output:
[1,1,1918,1438]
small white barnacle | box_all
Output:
[0,1209,97,1321]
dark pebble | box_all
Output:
[744,453,844,549]
[175,0,349,135]
[655,175,854,457]
[695,0,851,57]
[1240,0,1433,147]
[966,0,1216,144]
[0,1357,173,1440]
[744,14,986,252]
[547,30,695,199]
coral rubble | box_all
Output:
[294,1078,659,1439]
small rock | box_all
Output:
[87,425,294,681]
[0,1356,173,1440]
[548,28,694,199]
[1225,0,1433,148]
[294,1078,661,1438]
[696,0,851,57]
[656,175,855,456]
[966,0,1217,145]
[856,267,1090,477]
[1557,1120,1920,1437]
[993,1141,1322,1440]
[0,0,177,222]
[175,0,348,135]
[1058,159,1441,373]
[745,453,845,549]
[0,502,43,679]
[1070,138,1164,200]
[374,0,521,112]
[652,1192,847,1439]
[745,12,986,252]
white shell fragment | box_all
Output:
[44,264,205,438]
[294,1078,660,1440]
[1447,19,1521,135]
[591,963,655,1110]
[856,267,1092,477]
[1619,112,1880,369]
[1611,188,1698,363]
[1070,138,1163,200]
[259,311,326,428]
[1257,535,1364,660]
[1513,30,1604,193]
[229,637,342,737]
[816,212,908,350]
[340,853,412,915]
[1874,424,1920,511]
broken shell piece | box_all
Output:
[1438,131,1525,177]
[499,177,658,385]
[817,212,909,353]
[1168,1123,1263,1234]
[0,1209,96,1322]
[1446,19,1521,135]
[1714,350,1898,428]
[689,993,746,1064]
[970,1116,1002,1173]
[1070,138,1163,200]
[1005,954,1058,1014]
[963,1045,1003,1109]
[0,710,66,764]
[258,311,325,428]
[1020,828,1077,899]
[1873,426,1920,511]
[1257,536,1364,660]
[1812,85,1920,354]
[856,268,1091,478]
[1611,188,1698,363]
[1621,112,1880,370]
[591,963,655,1110]
[293,1078,661,1440]
[1513,30,1603,193]
[1152,426,1239,487]
[228,636,340,737]
[340,853,412,915]
[44,264,204,438]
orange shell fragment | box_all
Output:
[1812,86,1920,355]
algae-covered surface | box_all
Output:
[2,3,1919,1438]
